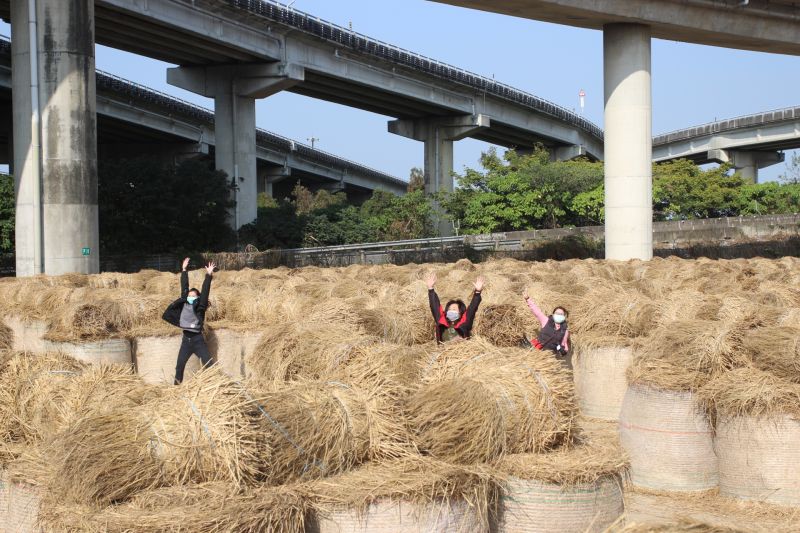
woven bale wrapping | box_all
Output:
[134,336,201,384]
[495,477,624,533]
[239,331,263,379]
[715,415,800,506]
[6,316,48,353]
[573,346,634,420]
[7,481,40,533]
[207,329,244,380]
[619,384,718,492]
[0,470,7,533]
[315,499,486,533]
[43,339,133,366]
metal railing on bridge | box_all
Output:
[211,0,604,141]
[653,106,800,145]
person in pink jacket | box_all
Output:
[522,288,571,367]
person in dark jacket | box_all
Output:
[522,287,571,367]
[162,257,216,384]
[426,272,484,343]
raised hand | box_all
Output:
[523,287,529,300]
[205,262,216,276]
[182,257,190,272]
[426,272,437,290]
[474,276,485,292]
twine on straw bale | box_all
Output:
[407,338,576,464]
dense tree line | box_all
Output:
[1,151,799,256]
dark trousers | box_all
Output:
[174,331,214,385]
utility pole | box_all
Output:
[307,136,320,149]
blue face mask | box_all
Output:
[187,296,198,305]
[553,314,566,324]
[446,310,461,322]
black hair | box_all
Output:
[552,306,569,317]
[444,299,467,320]
[188,288,200,296]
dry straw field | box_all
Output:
[0,255,799,532]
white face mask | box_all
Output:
[446,310,461,322]
[553,314,566,324]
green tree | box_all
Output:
[0,173,14,253]
[779,152,800,184]
[408,167,425,192]
[653,159,743,220]
[99,157,235,255]
[443,147,603,233]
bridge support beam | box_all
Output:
[604,23,652,261]
[708,149,784,183]
[550,144,588,162]
[389,114,490,236]
[168,63,304,229]
[11,0,99,275]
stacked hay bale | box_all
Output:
[699,368,800,507]
[1,257,800,530]
[407,338,576,464]
[492,441,627,533]
[305,457,493,533]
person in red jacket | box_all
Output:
[426,272,484,343]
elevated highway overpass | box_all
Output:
[430,0,800,260]
[0,0,610,274]
[0,39,407,200]
[653,106,800,182]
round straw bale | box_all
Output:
[38,482,307,533]
[355,301,432,346]
[43,338,133,366]
[306,456,492,533]
[134,335,202,385]
[0,353,87,449]
[251,380,411,484]
[408,338,576,464]
[47,290,146,341]
[492,441,626,533]
[573,344,634,420]
[7,480,40,533]
[619,384,718,492]
[634,320,748,387]
[740,327,800,383]
[246,324,378,388]
[571,287,657,338]
[714,414,800,507]
[474,303,539,347]
[47,368,266,505]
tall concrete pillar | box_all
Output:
[168,63,303,229]
[604,23,652,260]
[707,148,784,184]
[11,0,98,275]
[389,114,490,236]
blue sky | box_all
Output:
[3,0,799,181]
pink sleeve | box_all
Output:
[526,299,549,328]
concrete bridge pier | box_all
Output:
[168,63,304,229]
[604,23,653,260]
[708,148,784,183]
[11,0,99,275]
[388,114,490,236]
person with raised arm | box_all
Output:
[162,257,216,384]
[426,272,484,343]
[523,288,571,367]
